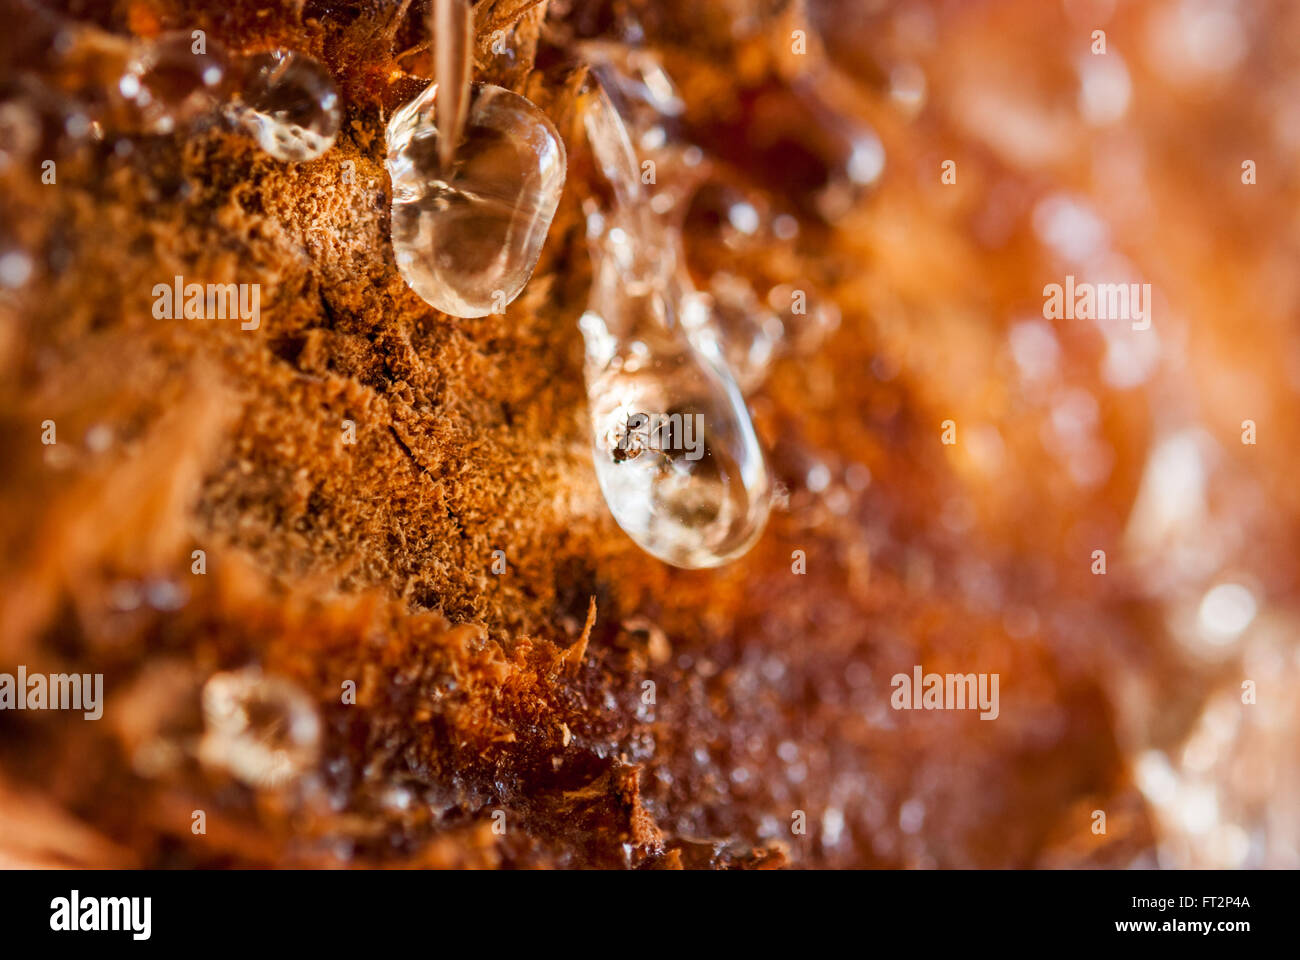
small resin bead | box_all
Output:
[231,50,341,162]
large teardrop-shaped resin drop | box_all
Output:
[577,81,770,567]
[582,244,771,569]
[385,82,566,318]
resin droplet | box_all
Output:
[199,667,320,789]
[122,32,228,134]
[231,50,340,162]
[685,272,785,394]
[577,73,771,567]
[582,249,771,568]
[385,82,566,318]
[581,41,685,154]
[581,56,789,393]
[581,43,703,217]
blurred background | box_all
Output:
[796,0,1300,867]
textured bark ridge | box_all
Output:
[10,0,1295,868]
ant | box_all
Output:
[611,412,677,469]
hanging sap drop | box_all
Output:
[577,82,771,567]
[385,82,566,318]
[581,225,771,568]
[570,75,772,567]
